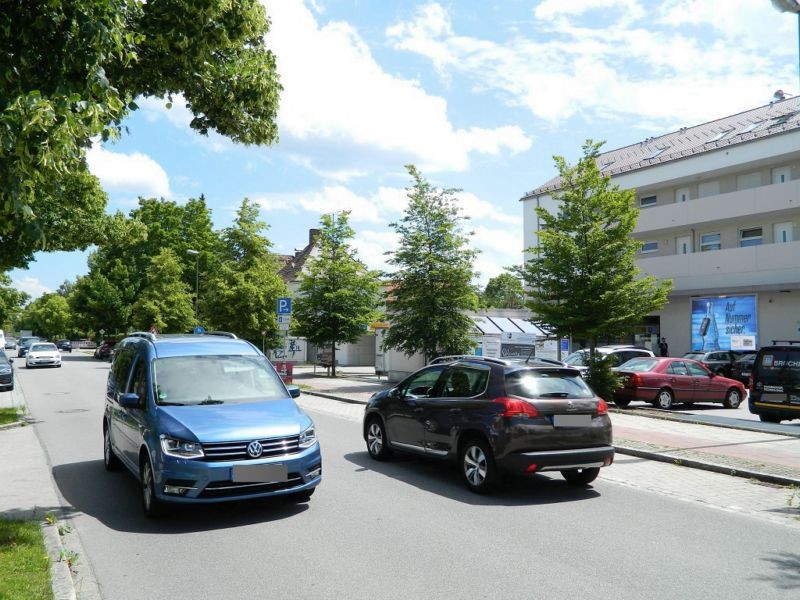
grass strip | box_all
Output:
[0,407,19,426]
[0,519,52,600]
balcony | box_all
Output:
[637,240,800,294]
[635,180,800,235]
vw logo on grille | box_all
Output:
[247,441,263,458]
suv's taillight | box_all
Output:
[597,398,609,415]
[494,397,539,418]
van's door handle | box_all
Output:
[450,408,462,413]
[414,407,424,413]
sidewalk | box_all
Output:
[292,366,800,486]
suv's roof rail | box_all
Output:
[203,331,238,339]
[127,331,156,341]
[770,340,800,345]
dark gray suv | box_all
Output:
[362,357,614,493]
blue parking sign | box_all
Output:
[277,297,292,314]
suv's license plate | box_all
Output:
[790,395,800,405]
[232,464,288,483]
[553,414,591,427]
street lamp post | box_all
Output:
[186,249,200,324]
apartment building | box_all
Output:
[521,96,800,356]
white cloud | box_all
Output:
[264,0,531,172]
[387,1,798,128]
[14,277,51,300]
[86,143,171,198]
[455,191,522,225]
[351,229,400,273]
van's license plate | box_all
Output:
[553,414,591,427]
[790,395,800,405]
[232,464,288,483]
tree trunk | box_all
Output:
[330,341,336,377]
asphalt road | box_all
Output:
[16,353,800,600]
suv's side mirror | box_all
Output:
[119,392,141,408]
[286,384,301,398]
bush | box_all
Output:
[584,353,621,403]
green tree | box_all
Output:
[203,199,288,346]
[16,294,72,340]
[518,140,672,399]
[131,249,195,333]
[69,272,130,337]
[292,212,382,376]
[1,0,281,270]
[383,165,479,362]
[482,272,525,309]
[0,274,30,331]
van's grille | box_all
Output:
[201,435,300,462]
[199,474,303,498]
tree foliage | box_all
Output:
[383,165,479,362]
[482,272,525,309]
[203,199,288,347]
[0,274,30,330]
[131,249,195,333]
[1,0,281,270]
[16,293,72,340]
[292,212,382,375]
[518,140,672,398]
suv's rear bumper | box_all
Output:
[498,445,615,474]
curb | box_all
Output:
[303,389,800,488]
[42,521,77,600]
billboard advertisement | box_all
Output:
[690,295,757,352]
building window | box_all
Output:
[700,233,721,252]
[774,222,793,243]
[675,187,689,203]
[736,172,761,190]
[698,181,720,198]
[639,195,657,208]
[739,227,762,247]
[641,241,658,254]
[772,166,791,184]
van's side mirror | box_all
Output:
[286,385,301,398]
[119,392,141,408]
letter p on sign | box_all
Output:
[277,297,292,314]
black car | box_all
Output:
[56,339,72,353]
[729,353,756,384]
[17,337,41,358]
[748,341,800,423]
[0,352,13,392]
[681,351,742,377]
[363,357,614,493]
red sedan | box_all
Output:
[613,357,746,410]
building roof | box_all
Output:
[521,96,800,199]
[471,315,547,336]
[278,229,320,283]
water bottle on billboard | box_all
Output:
[700,301,720,351]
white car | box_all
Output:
[26,342,62,368]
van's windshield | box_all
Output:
[153,355,288,406]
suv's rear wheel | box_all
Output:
[654,388,674,410]
[103,424,121,471]
[460,438,498,494]
[759,414,782,424]
[140,456,164,518]
[723,388,742,409]
[366,417,392,461]
[561,467,600,486]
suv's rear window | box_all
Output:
[757,350,800,387]
[505,369,595,399]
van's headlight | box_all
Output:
[160,435,204,459]
[298,425,317,449]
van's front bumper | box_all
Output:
[153,443,322,504]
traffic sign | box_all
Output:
[277,314,292,325]
[278,321,291,331]
[277,297,292,314]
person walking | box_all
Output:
[658,337,669,357]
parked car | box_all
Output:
[613,357,746,410]
[729,353,757,384]
[56,340,72,353]
[563,345,655,375]
[0,353,14,391]
[94,339,116,361]
[4,337,16,350]
[363,356,614,493]
[25,342,62,368]
[17,336,41,358]
[748,341,800,423]
[430,354,567,367]
[103,331,321,516]
[681,351,741,377]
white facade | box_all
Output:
[522,99,800,357]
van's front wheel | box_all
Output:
[759,414,782,424]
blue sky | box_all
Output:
[12,0,800,298]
